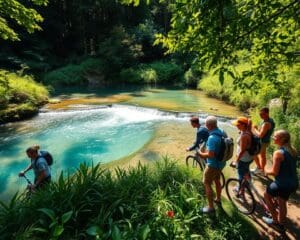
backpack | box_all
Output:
[247,134,261,156]
[38,150,53,166]
[211,132,234,162]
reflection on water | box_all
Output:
[49,86,242,117]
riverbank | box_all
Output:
[0,70,49,124]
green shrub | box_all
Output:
[270,107,300,153]
[0,69,49,122]
[199,68,259,111]
[80,58,105,73]
[0,158,258,240]
[184,68,201,87]
[120,68,143,83]
[119,61,184,84]
[0,70,48,105]
[43,64,85,86]
[148,61,183,84]
[140,68,157,83]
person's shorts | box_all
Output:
[237,160,252,182]
[266,181,296,200]
[203,166,222,185]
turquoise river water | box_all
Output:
[0,87,240,201]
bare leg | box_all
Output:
[204,183,214,209]
[260,146,267,170]
[264,191,278,223]
[253,155,262,169]
[214,178,222,202]
[278,197,287,225]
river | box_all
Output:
[0,86,241,201]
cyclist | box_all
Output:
[251,107,275,174]
[198,116,226,213]
[186,116,209,152]
[18,145,51,191]
[263,130,298,232]
[231,117,253,189]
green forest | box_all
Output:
[0,0,299,239]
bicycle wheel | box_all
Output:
[186,156,203,171]
[225,178,256,215]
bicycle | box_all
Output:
[225,163,277,215]
[21,174,35,199]
[186,149,225,188]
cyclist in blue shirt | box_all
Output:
[198,116,226,213]
[19,145,51,190]
[186,116,209,152]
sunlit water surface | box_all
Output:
[0,86,240,201]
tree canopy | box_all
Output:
[155,0,299,82]
[152,0,299,112]
[0,0,48,41]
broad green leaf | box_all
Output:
[53,225,64,237]
[61,211,73,224]
[38,208,55,221]
[112,225,121,240]
[86,226,101,236]
[139,224,151,240]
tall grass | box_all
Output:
[0,158,257,240]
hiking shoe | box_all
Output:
[262,216,274,225]
[262,216,285,233]
[250,167,263,175]
[201,207,215,214]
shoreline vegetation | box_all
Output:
[1,63,299,153]
[0,70,49,124]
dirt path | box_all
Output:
[112,122,300,240]
[245,172,300,240]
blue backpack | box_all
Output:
[37,150,53,166]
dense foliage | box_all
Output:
[0,159,257,240]
[0,69,49,123]
[155,0,300,113]
[0,0,48,41]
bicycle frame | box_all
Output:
[20,174,34,199]
[242,175,269,212]
[227,163,275,215]
[23,174,32,185]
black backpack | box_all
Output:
[248,134,261,156]
[38,150,53,166]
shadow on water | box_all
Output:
[62,138,109,170]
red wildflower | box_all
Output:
[166,210,174,218]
